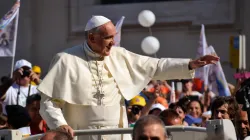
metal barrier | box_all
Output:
[22,126,206,140]
[0,129,22,140]
[0,119,237,140]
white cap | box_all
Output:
[14,59,32,71]
[85,15,111,31]
[150,103,166,111]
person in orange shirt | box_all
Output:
[144,82,169,109]
[156,96,168,109]
[147,81,170,94]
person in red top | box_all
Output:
[193,78,203,92]
[26,94,47,135]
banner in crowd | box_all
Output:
[195,24,209,86]
[114,16,125,46]
[0,0,20,57]
[194,25,230,96]
[208,46,231,96]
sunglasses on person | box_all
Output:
[131,105,143,115]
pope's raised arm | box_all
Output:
[108,47,194,81]
[113,47,218,82]
[119,48,195,80]
[152,58,194,80]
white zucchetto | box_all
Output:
[84,15,111,31]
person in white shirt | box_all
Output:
[0,59,41,115]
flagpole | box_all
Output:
[10,0,20,78]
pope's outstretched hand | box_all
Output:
[189,54,220,70]
[58,125,74,138]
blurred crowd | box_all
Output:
[126,78,249,140]
[0,59,249,140]
[0,59,46,137]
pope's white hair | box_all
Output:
[84,26,101,40]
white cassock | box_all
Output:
[38,42,194,140]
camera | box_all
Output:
[21,69,31,78]
[131,105,143,115]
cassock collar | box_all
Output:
[83,42,103,60]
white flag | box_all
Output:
[195,24,209,86]
[114,16,125,46]
[0,0,20,57]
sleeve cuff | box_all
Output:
[182,59,195,79]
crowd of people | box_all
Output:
[0,60,47,136]
[139,80,250,136]
[0,59,249,140]
[126,78,250,139]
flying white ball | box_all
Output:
[141,36,160,55]
[138,10,156,27]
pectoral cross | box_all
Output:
[93,89,104,106]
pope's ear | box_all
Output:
[88,33,95,43]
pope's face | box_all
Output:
[90,21,117,56]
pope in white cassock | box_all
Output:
[37,15,219,140]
